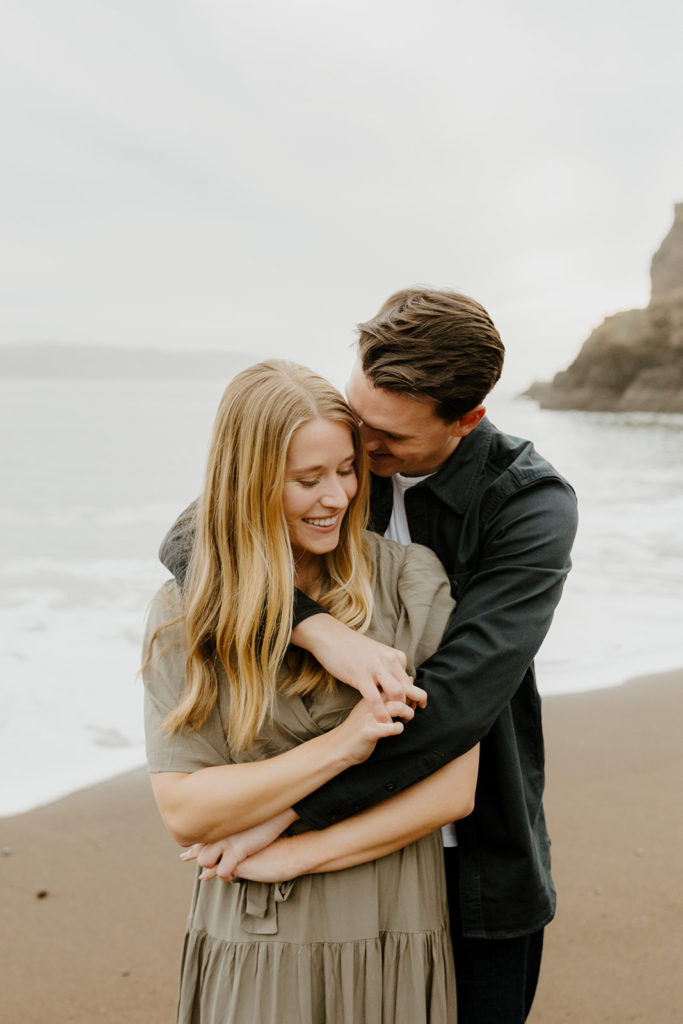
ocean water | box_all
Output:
[1,378,682,817]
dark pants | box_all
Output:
[443,848,544,1024]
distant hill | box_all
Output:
[0,345,257,380]
[524,202,683,412]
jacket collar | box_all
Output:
[424,415,494,514]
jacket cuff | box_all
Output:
[293,590,329,627]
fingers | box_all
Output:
[201,855,241,883]
[358,666,421,718]
[375,673,405,702]
[216,855,240,882]
[374,664,413,701]
[405,682,428,708]
[358,681,392,723]
[198,866,219,881]
[374,680,426,710]
[179,844,202,862]
[381,699,415,723]
[181,841,243,884]
[197,842,224,869]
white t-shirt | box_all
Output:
[383,473,458,848]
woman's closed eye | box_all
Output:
[297,467,354,487]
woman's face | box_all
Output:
[282,418,358,570]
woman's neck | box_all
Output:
[294,553,324,597]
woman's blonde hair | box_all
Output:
[156,360,373,751]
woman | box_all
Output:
[142,360,478,1023]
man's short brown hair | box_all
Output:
[356,287,505,421]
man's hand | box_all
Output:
[291,614,426,722]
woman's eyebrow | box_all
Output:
[288,453,355,474]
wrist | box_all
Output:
[285,831,326,876]
[290,612,334,654]
[324,720,361,773]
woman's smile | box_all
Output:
[302,514,340,529]
[282,419,358,577]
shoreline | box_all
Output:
[1,668,681,1023]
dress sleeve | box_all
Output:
[142,581,231,773]
[368,536,456,675]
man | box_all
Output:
[160,288,577,1023]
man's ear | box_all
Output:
[451,406,485,438]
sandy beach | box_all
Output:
[1,669,681,1024]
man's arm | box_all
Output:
[158,501,198,586]
[295,478,578,828]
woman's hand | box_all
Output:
[291,614,426,722]
[180,808,298,882]
[183,834,312,885]
[332,694,416,768]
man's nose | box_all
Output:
[359,423,383,452]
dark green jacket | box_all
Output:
[294,416,578,939]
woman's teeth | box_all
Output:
[303,516,338,527]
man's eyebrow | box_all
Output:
[361,420,412,440]
[380,428,411,440]
[346,399,412,439]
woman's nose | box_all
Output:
[320,478,349,508]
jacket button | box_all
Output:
[385,781,397,792]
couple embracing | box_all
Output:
[142,287,577,1023]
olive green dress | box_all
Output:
[143,533,457,1024]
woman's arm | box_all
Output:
[151,696,417,847]
[181,808,300,881]
[238,745,479,880]
[184,745,478,882]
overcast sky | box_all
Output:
[2,0,682,390]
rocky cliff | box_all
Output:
[525,203,683,412]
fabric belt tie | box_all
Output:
[240,879,297,934]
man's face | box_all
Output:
[346,361,481,477]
